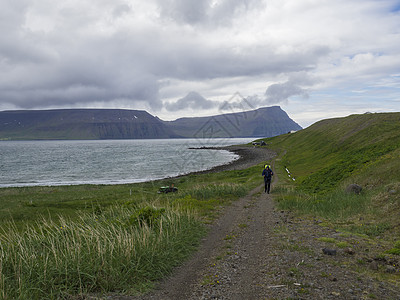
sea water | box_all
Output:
[0,138,253,187]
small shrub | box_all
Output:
[345,223,392,237]
[129,206,165,226]
[386,241,400,255]
[386,248,400,255]
[317,237,336,243]
[394,240,400,249]
[23,200,36,207]
[336,241,350,248]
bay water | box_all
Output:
[0,138,253,188]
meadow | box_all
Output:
[0,163,263,299]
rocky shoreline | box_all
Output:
[178,145,276,176]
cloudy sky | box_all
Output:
[1,0,399,127]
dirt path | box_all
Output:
[135,185,266,300]
[127,147,400,300]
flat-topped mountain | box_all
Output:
[0,109,179,140]
[0,106,302,140]
[164,106,302,138]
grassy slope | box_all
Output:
[268,112,400,191]
[259,112,400,242]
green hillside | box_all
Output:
[261,112,400,238]
[268,112,400,191]
[268,113,399,190]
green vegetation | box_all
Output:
[0,205,204,299]
[257,112,400,259]
[386,241,400,255]
[266,113,400,191]
[317,237,336,243]
[0,161,264,299]
[0,163,260,229]
[2,111,400,298]
[317,237,350,249]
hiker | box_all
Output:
[262,165,273,194]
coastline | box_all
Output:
[0,145,275,189]
[176,145,276,176]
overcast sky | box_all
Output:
[1,0,399,127]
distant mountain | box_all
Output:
[163,106,302,138]
[0,109,179,140]
[0,106,302,140]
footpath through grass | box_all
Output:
[255,112,400,283]
[0,160,266,299]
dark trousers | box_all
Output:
[264,179,271,194]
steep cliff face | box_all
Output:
[0,106,302,140]
[164,106,302,138]
[0,109,179,140]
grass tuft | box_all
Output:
[0,204,205,299]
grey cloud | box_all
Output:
[230,73,317,107]
[0,0,328,112]
[262,73,318,104]
[0,23,324,111]
[2,69,162,111]
[156,0,265,26]
[112,4,131,18]
[218,92,257,114]
[210,0,266,25]
[165,91,217,111]
[0,13,164,110]
[264,82,308,104]
[0,2,35,64]
[156,0,210,24]
[0,1,27,31]
[1,39,163,110]
[6,0,391,120]
[149,41,327,81]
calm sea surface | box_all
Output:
[0,138,253,187]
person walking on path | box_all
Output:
[262,165,273,194]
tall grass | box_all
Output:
[0,165,265,299]
[0,204,205,299]
[274,186,371,220]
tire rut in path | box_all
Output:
[134,185,270,300]
[189,187,276,299]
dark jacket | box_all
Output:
[262,168,273,181]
